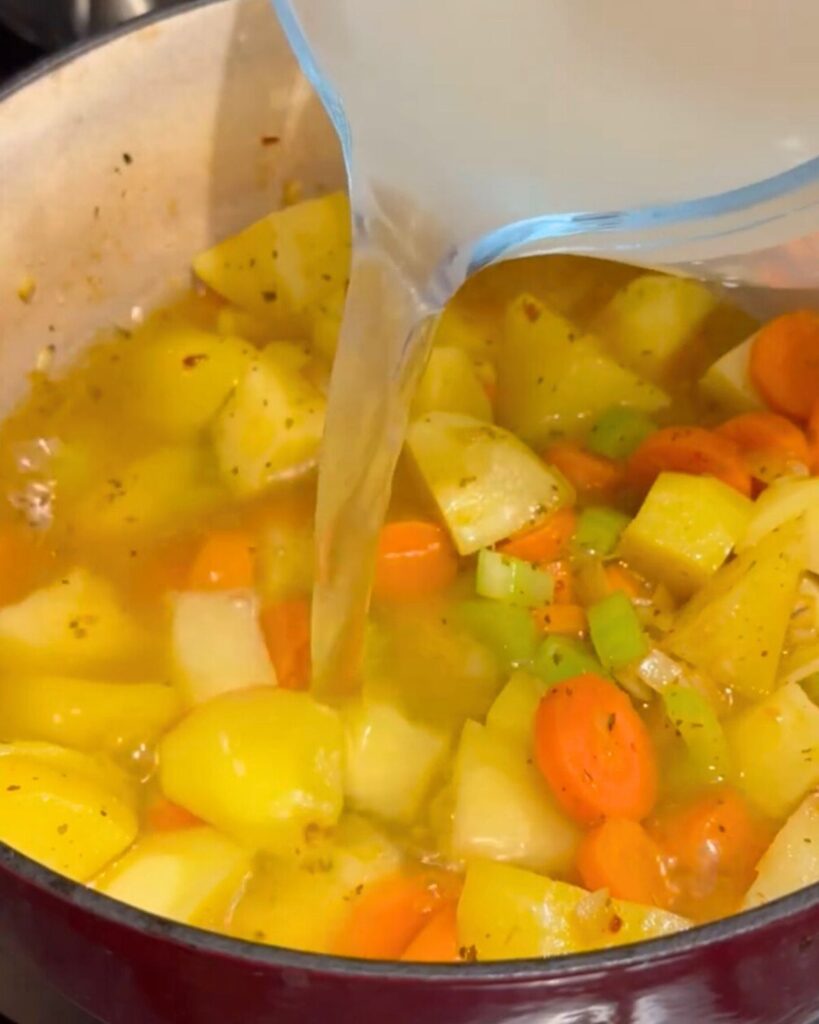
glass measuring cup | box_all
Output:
[272,0,819,690]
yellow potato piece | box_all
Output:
[0,676,181,754]
[194,192,351,325]
[667,520,806,700]
[0,745,138,882]
[457,860,689,960]
[451,721,579,875]
[619,472,752,598]
[122,326,255,440]
[159,688,344,854]
[0,569,145,675]
[230,816,400,953]
[93,827,251,927]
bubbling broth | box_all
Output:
[0,191,818,961]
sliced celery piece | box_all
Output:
[661,684,730,782]
[456,599,539,671]
[532,635,605,686]
[574,506,631,557]
[588,592,648,670]
[587,407,656,460]
[476,550,554,608]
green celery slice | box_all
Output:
[532,635,606,686]
[476,550,554,608]
[456,599,539,671]
[661,683,730,782]
[587,406,657,460]
[574,506,631,556]
[588,591,648,670]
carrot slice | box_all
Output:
[260,597,311,691]
[653,786,771,886]
[715,411,809,464]
[749,310,819,420]
[497,508,577,564]
[534,673,658,825]
[187,530,255,591]
[627,426,752,496]
[400,902,460,963]
[576,818,671,909]
[146,796,202,832]
[334,871,458,960]
[545,442,624,497]
[604,562,645,600]
[532,603,587,637]
[373,521,458,601]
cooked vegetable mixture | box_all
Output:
[2,190,819,962]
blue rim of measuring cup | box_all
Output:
[272,0,819,281]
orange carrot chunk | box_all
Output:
[545,442,624,497]
[576,818,671,909]
[534,673,658,826]
[400,902,461,963]
[604,562,645,600]
[373,521,458,601]
[749,310,819,421]
[498,508,577,564]
[146,796,202,832]
[532,603,587,637]
[260,598,311,691]
[627,426,752,496]
[715,411,809,464]
[333,872,457,960]
[187,530,256,591]
[653,786,771,887]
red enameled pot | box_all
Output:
[0,2,817,1021]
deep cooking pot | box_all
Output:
[0,0,181,49]
[0,3,818,1022]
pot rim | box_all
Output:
[1,0,818,984]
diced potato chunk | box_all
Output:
[699,335,764,413]
[93,826,250,926]
[0,569,145,675]
[743,793,819,909]
[343,700,449,824]
[0,676,180,754]
[450,721,579,874]
[594,274,717,382]
[667,521,806,700]
[170,590,276,706]
[619,472,752,598]
[194,192,351,326]
[80,446,222,539]
[485,671,546,749]
[159,688,344,853]
[407,412,574,555]
[412,347,492,422]
[497,294,668,446]
[212,343,326,497]
[727,682,819,819]
[364,605,502,735]
[457,860,690,960]
[123,327,255,440]
[0,743,137,881]
[230,816,401,953]
[740,478,819,574]
[433,304,499,362]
